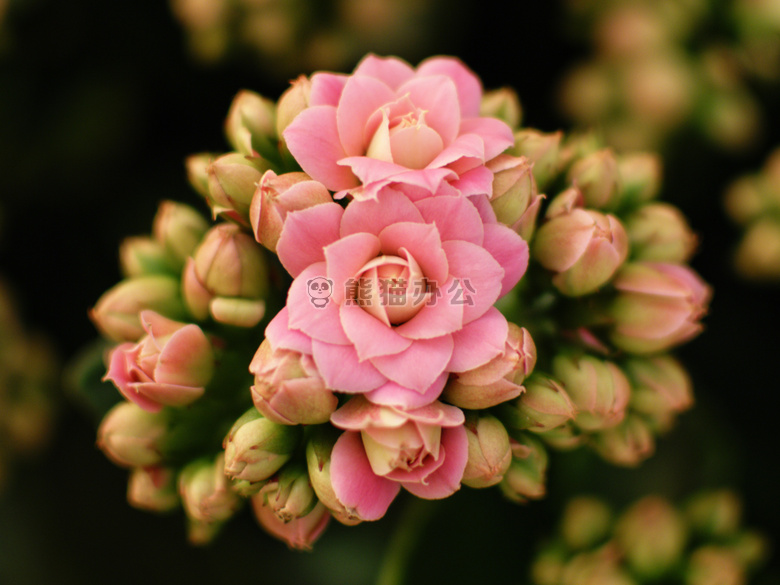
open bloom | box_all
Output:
[283,54,514,201]
[271,187,529,407]
[104,310,214,411]
[328,396,468,520]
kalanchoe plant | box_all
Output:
[81,53,711,553]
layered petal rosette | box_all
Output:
[283,54,514,201]
[328,396,468,520]
[271,188,529,408]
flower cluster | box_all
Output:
[85,54,710,549]
[531,491,769,585]
[725,146,780,280]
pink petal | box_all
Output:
[365,374,448,409]
[264,308,313,355]
[138,310,184,338]
[277,203,343,277]
[133,382,204,407]
[442,240,504,323]
[395,75,460,145]
[416,57,483,117]
[283,106,358,191]
[309,72,348,107]
[287,263,351,346]
[337,75,396,156]
[353,54,415,89]
[415,195,484,245]
[428,133,485,169]
[378,221,449,286]
[155,324,212,386]
[447,307,508,372]
[482,223,529,297]
[312,340,387,393]
[340,303,412,361]
[460,117,515,161]
[450,165,495,198]
[340,188,424,237]
[324,232,382,304]
[370,336,454,392]
[393,276,464,340]
[330,431,401,521]
[469,193,498,224]
[401,425,468,499]
[386,446,446,483]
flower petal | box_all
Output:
[287,263,351,345]
[447,307,508,372]
[353,54,415,90]
[460,117,515,161]
[277,203,344,277]
[442,240,504,323]
[264,307,313,355]
[324,232,382,304]
[378,221,449,286]
[312,340,387,393]
[365,374,448,409]
[396,75,460,145]
[337,75,396,156]
[340,303,412,361]
[310,72,348,107]
[370,336,454,392]
[340,188,424,238]
[401,425,468,499]
[414,195,484,245]
[416,57,482,117]
[482,222,529,297]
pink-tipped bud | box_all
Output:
[206,153,268,225]
[462,413,512,489]
[225,90,277,156]
[625,202,698,263]
[223,408,301,489]
[499,433,549,503]
[481,87,523,129]
[624,355,693,432]
[443,323,536,409]
[276,75,312,138]
[734,218,780,280]
[685,490,742,539]
[152,201,209,266]
[250,338,337,426]
[617,152,662,206]
[96,402,169,468]
[559,547,637,585]
[249,170,332,252]
[103,310,214,412]
[487,155,540,233]
[724,176,767,226]
[179,453,241,529]
[610,262,712,354]
[501,374,577,433]
[185,153,212,199]
[592,414,655,466]
[127,466,179,513]
[305,428,362,526]
[252,497,330,550]
[552,354,631,432]
[183,223,268,327]
[534,207,629,296]
[90,275,186,342]
[512,129,563,190]
[119,237,175,278]
[256,463,317,522]
[616,496,689,580]
[561,496,613,550]
[568,149,621,210]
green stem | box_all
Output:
[374,497,438,585]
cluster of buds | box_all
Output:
[0,279,59,493]
[531,490,769,585]
[558,0,768,152]
[82,54,711,550]
[725,146,780,280]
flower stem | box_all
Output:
[375,497,438,585]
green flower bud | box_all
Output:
[257,463,317,522]
[625,202,697,263]
[127,466,179,513]
[511,129,563,190]
[487,155,541,238]
[462,412,512,489]
[152,201,209,266]
[530,546,567,585]
[481,87,523,129]
[685,546,745,585]
[500,373,577,433]
[624,355,693,432]
[119,237,176,278]
[685,489,742,539]
[96,402,169,468]
[499,433,548,503]
[591,414,655,466]
[225,90,277,157]
[567,149,621,211]
[561,496,613,550]
[617,152,662,208]
[734,218,780,280]
[185,153,212,199]
[276,75,312,138]
[179,453,241,530]
[206,153,268,225]
[560,546,638,585]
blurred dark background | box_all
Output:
[0,1,778,583]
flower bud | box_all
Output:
[686,546,745,585]
[560,547,638,585]
[127,466,179,512]
[617,152,662,207]
[534,205,629,296]
[624,355,693,432]
[276,75,312,137]
[249,170,332,252]
[225,89,277,157]
[252,498,330,550]
[616,495,688,580]
[90,275,187,342]
[487,155,541,236]
[730,530,770,570]
[461,413,512,489]
[256,463,317,522]
[552,354,631,432]
[96,402,169,468]
[734,218,780,280]
[250,338,337,425]
[119,237,176,278]
[206,153,268,225]
[500,374,577,433]
[610,262,711,354]
[591,414,655,466]
[625,202,697,263]
[223,408,301,488]
[685,490,742,539]
[183,223,268,327]
[179,453,241,528]
[152,201,209,266]
[185,153,212,199]
[443,323,536,410]
[531,547,566,585]
[724,176,768,226]
[480,87,523,129]
[568,149,621,210]
[511,129,563,190]
[561,496,613,550]
[499,433,548,503]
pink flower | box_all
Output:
[283,54,514,201]
[252,498,331,550]
[271,187,529,407]
[328,396,468,520]
[104,310,214,411]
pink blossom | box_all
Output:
[270,187,528,408]
[328,396,468,520]
[283,54,514,201]
[104,310,214,411]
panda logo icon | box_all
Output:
[307,277,333,308]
